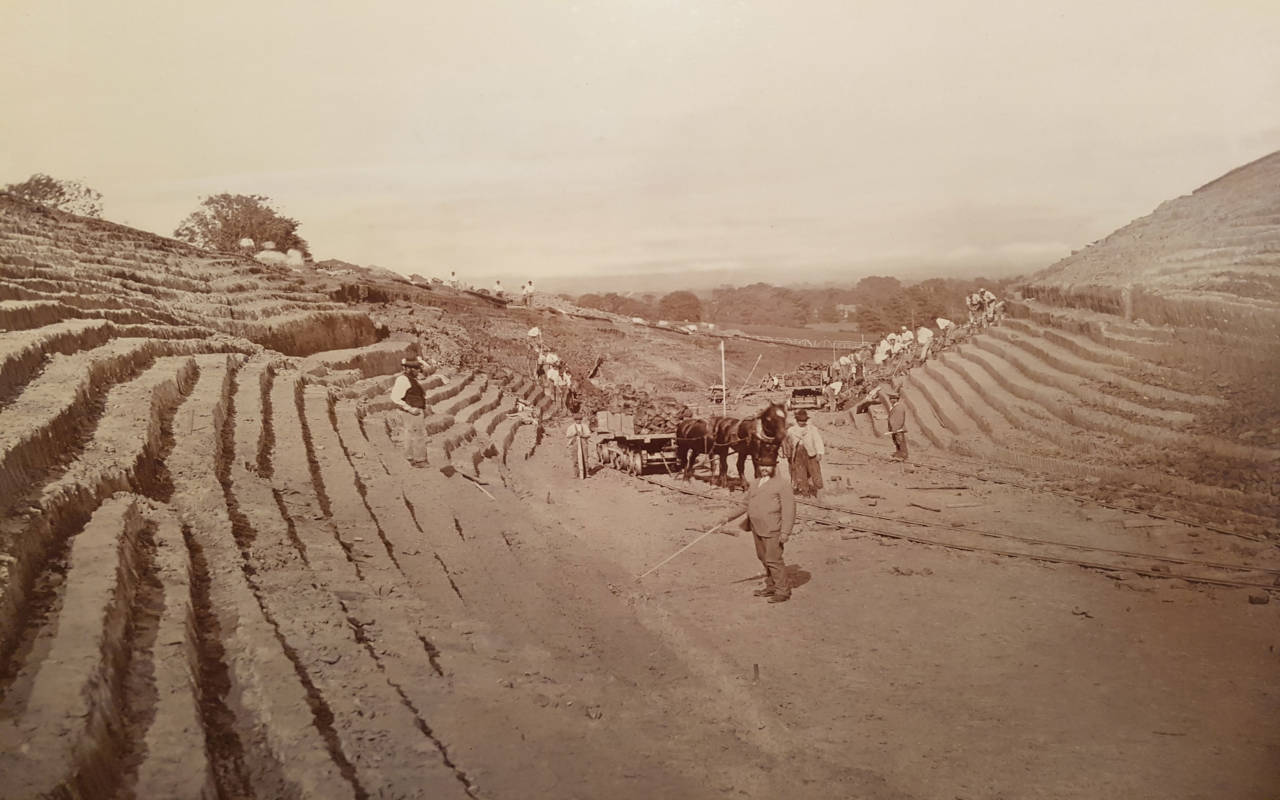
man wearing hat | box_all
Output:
[786,409,824,498]
[881,386,909,461]
[713,460,795,603]
[390,357,430,466]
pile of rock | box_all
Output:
[599,384,692,433]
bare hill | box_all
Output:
[1025,149,1280,334]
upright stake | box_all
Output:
[720,339,727,413]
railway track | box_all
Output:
[631,471,1280,594]
[825,439,1279,545]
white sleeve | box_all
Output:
[390,375,413,411]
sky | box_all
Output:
[3,0,1279,289]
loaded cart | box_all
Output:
[595,411,680,476]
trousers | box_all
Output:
[403,413,429,465]
[753,533,789,597]
[891,431,908,460]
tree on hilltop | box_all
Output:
[173,193,310,258]
[658,290,702,322]
[3,173,103,217]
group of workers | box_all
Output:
[443,272,537,307]
[528,327,575,413]
[966,288,1004,329]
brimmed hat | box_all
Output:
[794,409,809,421]
[400,358,423,369]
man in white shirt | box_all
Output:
[785,409,824,498]
[565,411,592,478]
[916,326,935,362]
[873,338,891,366]
[390,358,430,466]
[522,280,534,306]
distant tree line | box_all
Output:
[577,275,1015,333]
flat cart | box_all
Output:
[594,411,680,476]
[788,385,826,410]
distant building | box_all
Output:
[836,303,858,321]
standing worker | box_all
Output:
[565,411,592,479]
[390,357,430,466]
[786,409,824,498]
[522,280,535,306]
[882,387,909,461]
[713,461,795,603]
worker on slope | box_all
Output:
[713,461,795,603]
[916,325,935,362]
[936,317,954,346]
[522,280,535,306]
[390,357,431,466]
[786,409,825,498]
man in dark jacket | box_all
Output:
[883,388,908,461]
[716,462,795,602]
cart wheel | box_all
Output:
[632,452,643,475]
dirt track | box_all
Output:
[505,419,1280,798]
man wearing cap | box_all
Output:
[390,358,430,466]
[564,410,592,478]
[786,409,824,498]
[713,461,795,603]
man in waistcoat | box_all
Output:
[390,357,430,466]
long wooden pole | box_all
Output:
[736,354,763,402]
[635,521,727,581]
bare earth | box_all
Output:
[486,415,1280,799]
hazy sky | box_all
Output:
[3,0,1279,285]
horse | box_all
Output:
[675,417,715,481]
[709,401,788,489]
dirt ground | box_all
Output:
[482,414,1280,800]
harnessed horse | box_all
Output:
[708,401,788,488]
[675,418,715,481]
[676,402,788,486]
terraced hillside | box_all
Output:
[0,198,614,798]
[896,302,1279,536]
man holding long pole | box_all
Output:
[712,460,795,603]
